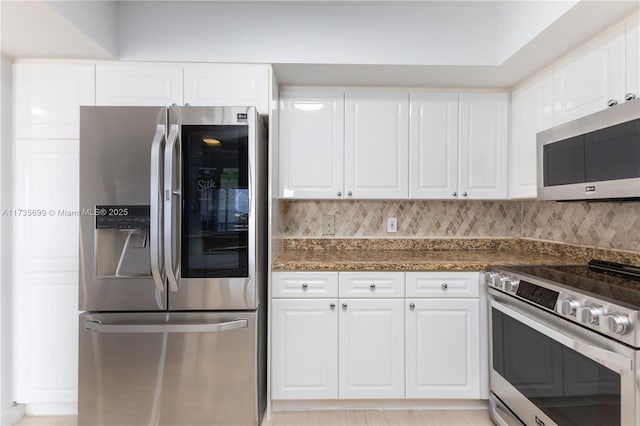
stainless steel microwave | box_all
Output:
[537,98,640,201]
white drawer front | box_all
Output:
[339,272,405,298]
[272,272,338,298]
[406,272,480,298]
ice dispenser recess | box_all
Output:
[94,205,151,278]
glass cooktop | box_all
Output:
[501,260,640,310]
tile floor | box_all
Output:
[14,409,493,426]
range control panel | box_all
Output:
[95,205,150,229]
[486,268,638,346]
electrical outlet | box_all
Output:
[387,217,397,233]
[322,215,335,235]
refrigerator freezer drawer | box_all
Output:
[78,311,265,426]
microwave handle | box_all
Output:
[149,124,165,293]
[491,296,633,373]
[164,124,180,292]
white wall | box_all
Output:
[116,2,499,65]
[497,0,577,63]
[45,0,118,58]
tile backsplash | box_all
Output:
[282,199,640,253]
[282,200,521,238]
[521,200,640,252]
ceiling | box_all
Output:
[1,0,638,88]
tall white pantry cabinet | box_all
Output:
[12,61,270,413]
[14,63,95,411]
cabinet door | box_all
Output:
[279,90,344,199]
[271,299,338,400]
[409,93,459,199]
[509,72,553,199]
[339,299,404,399]
[344,91,409,199]
[96,63,182,106]
[458,93,508,199]
[626,18,639,100]
[406,299,480,399]
[15,63,95,139]
[553,27,625,125]
[183,64,269,114]
[14,140,80,405]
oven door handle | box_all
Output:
[492,297,634,373]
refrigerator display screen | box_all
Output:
[182,125,249,278]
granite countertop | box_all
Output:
[272,238,640,272]
[272,249,579,271]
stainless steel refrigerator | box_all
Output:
[78,106,267,426]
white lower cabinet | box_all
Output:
[338,299,405,399]
[271,299,338,399]
[406,299,480,399]
[271,271,483,402]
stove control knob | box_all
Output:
[603,313,632,335]
[556,298,580,316]
[577,305,603,325]
[503,279,519,293]
[485,272,499,286]
[493,274,506,289]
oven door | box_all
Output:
[489,289,638,426]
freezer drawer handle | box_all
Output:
[84,319,248,334]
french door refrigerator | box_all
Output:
[78,106,267,426]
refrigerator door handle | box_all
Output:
[164,124,180,292]
[84,319,248,334]
[150,124,166,293]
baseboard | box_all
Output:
[271,399,489,411]
[24,402,77,416]
[1,404,25,425]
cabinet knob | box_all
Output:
[462,192,468,197]
[441,283,448,290]
[625,93,637,101]
[342,303,348,309]
[409,303,415,309]
[330,303,336,309]
[347,191,353,196]
[452,192,457,197]
[370,283,376,289]
[337,191,342,197]
[607,99,618,107]
[302,283,308,289]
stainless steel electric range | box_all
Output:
[486,260,640,426]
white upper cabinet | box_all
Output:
[626,17,640,100]
[552,27,626,126]
[458,93,509,200]
[509,71,553,199]
[183,64,270,114]
[96,63,183,106]
[279,90,344,199]
[409,93,459,199]
[344,91,409,199]
[15,63,95,139]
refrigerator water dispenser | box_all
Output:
[94,205,151,278]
